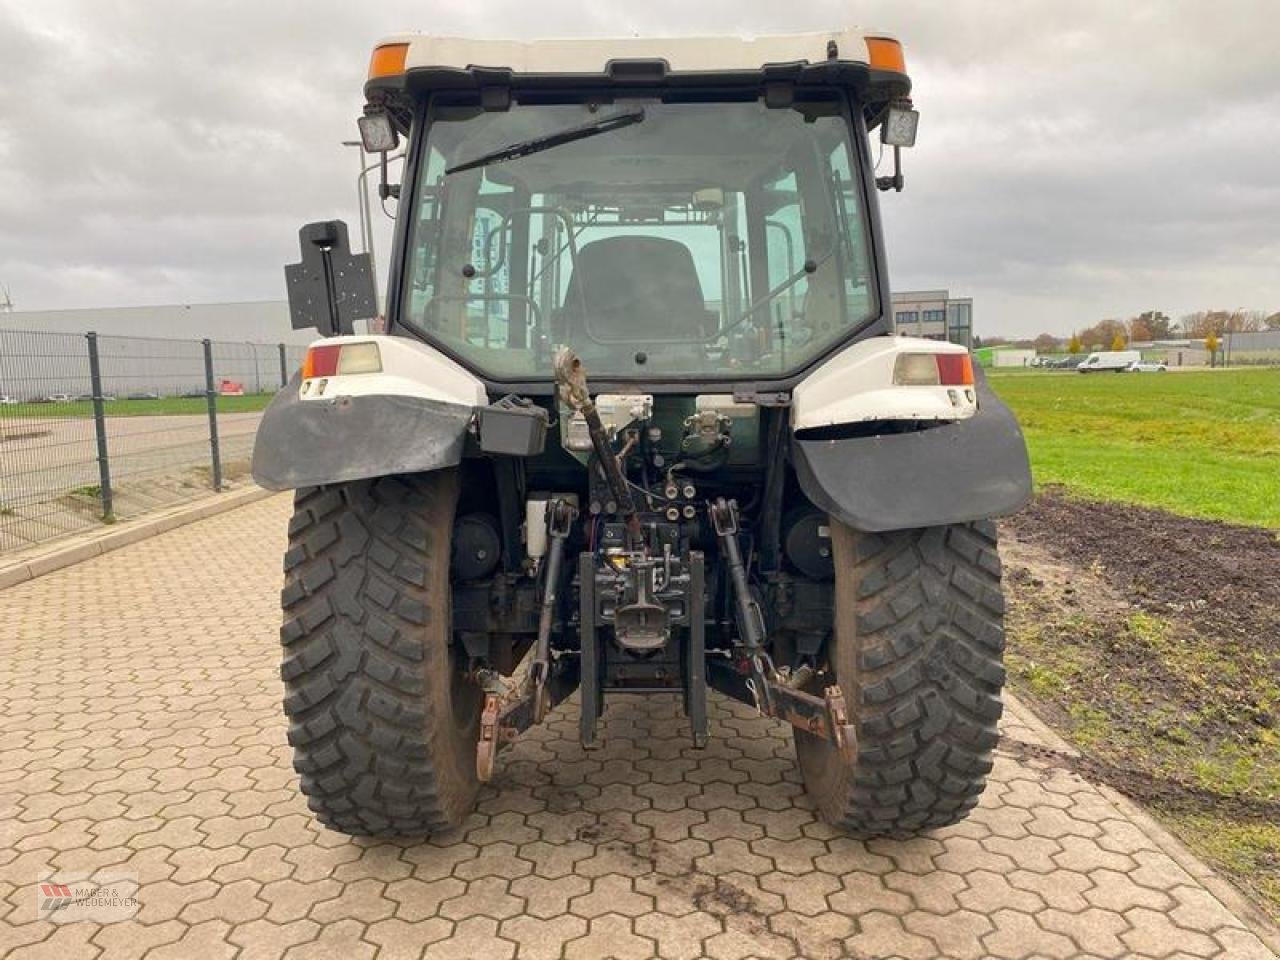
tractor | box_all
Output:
[253,28,1031,837]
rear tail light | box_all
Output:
[935,353,974,386]
[893,352,974,386]
[302,342,382,379]
[302,345,340,379]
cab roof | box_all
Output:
[364,29,911,128]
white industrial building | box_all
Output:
[991,348,1036,368]
[890,290,973,348]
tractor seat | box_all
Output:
[559,236,716,344]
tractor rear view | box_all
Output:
[253,29,1031,837]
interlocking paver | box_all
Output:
[981,907,1076,959]
[1037,905,1131,959]
[498,913,588,960]
[0,494,1276,960]
[282,917,375,960]
[227,917,323,960]
[845,910,937,960]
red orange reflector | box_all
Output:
[935,354,974,386]
[303,345,340,379]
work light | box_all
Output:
[881,105,919,148]
[358,112,399,153]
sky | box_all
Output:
[1,0,1277,338]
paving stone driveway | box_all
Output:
[1,495,1276,960]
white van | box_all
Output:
[1077,350,1140,373]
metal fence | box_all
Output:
[0,329,306,554]
[1224,330,1280,366]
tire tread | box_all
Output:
[800,521,1006,836]
[280,474,474,837]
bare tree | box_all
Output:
[1032,333,1060,353]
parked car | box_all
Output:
[1128,360,1168,372]
[126,392,161,400]
[1077,350,1141,373]
[43,393,73,403]
[0,394,17,405]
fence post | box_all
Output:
[251,342,263,394]
[278,342,289,387]
[202,339,223,492]
[85,332,116,523]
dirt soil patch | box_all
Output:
[1011,486,1280,644]
[1000,486,1280,920]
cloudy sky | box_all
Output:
[1,0,1276,337]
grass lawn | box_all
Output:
[0,393,276,419]
[987,367,1280,527]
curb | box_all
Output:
[0,485,280,591]
[1005,693,1280,955]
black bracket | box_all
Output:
[875,145,905,193]
[711,498,856,759]
[579,551,602,749]
[685,552,708,748]
[731,385,791,407]
[284,220,376,336]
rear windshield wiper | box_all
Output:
[445,109,645,176]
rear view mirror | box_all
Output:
[358,111,399,153]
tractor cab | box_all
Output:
[360,30,917,389]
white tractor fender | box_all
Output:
[790,335,976,433]
[251,335,487,491]
[788,335,1032,532]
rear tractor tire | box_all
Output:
[279,471,481,837]
[796,520,1006,836]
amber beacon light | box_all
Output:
[368,42,409,80]
[864,36,906,73]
